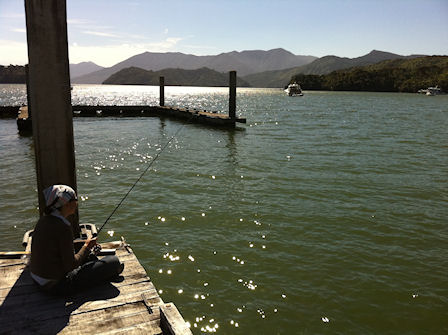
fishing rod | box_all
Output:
[97,119,191,235]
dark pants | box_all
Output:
[48,255,123,295]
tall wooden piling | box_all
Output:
[25,65,31,118]
[25,0,78,226]
[160,76,165,107]
[229,71,236,119]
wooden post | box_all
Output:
[25,65,31,118]
[25,0,79,231]
[229,71,236,119]
[160,76,165,106]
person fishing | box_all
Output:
[30,184,124,295]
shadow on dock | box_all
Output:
[0,269,120,334]
[0,243,192,334]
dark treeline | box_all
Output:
[290,56,448,92]
[103,66,251,87]
[0,65,26,83]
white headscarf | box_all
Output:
[43,185,77,213]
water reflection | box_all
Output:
[3,88,447,334]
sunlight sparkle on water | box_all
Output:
[257,309,266,318]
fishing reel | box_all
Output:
[92,244,102,256]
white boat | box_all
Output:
[426,86,442,96]
[418,85,443,96]
[285,82,303,96]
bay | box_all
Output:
[0,84,447,334]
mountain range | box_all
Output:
[71,48,316,84]
[242,50,426,87]
[2,49,434,88]
[70,61,104,78]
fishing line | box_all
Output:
[97,118,191,234]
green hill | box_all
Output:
[103,66,251,87]
[243,50,425,88]
[289,56,448,92]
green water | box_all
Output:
[1,85,447,334]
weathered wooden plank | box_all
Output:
[60,302,161,334]
[72,288,162,315]
[96,320,163,335]
[0,240,190,335]
[0,251,29,259]
[0,260,26,268]
[1,305,163,335]
[0,252,142,291]
[65,301,160,327]
[0,291,162,331]
[160,303,193,335]
[0,269,32,291]
[0,261,151,301]
[0,280,159,318]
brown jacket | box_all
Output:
[30,215,90,280]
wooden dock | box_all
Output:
[0,241,192,334]
[72,105,246,126]
[1,104,246,131]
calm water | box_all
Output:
[1,84,447,334]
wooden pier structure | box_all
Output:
[72,104,246,126]
[1,71,246,131]
[0,240,192,334]
[1,103,246,133]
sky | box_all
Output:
[1,0,447,67]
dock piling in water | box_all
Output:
[25,0,78,223]
[160,76,165,107]
[229,71,237,119]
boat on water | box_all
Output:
[285,82,303,96]
[417,85,444,96]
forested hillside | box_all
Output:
[290,56,448,92]
[243,50,423,87]
[103,66,251,87]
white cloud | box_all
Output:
[67,18,89,25]
[0,39,27,65]
[11,28,26,33]
[0,36,184,67]
[68,37,184,67]
[82,30,120,38]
